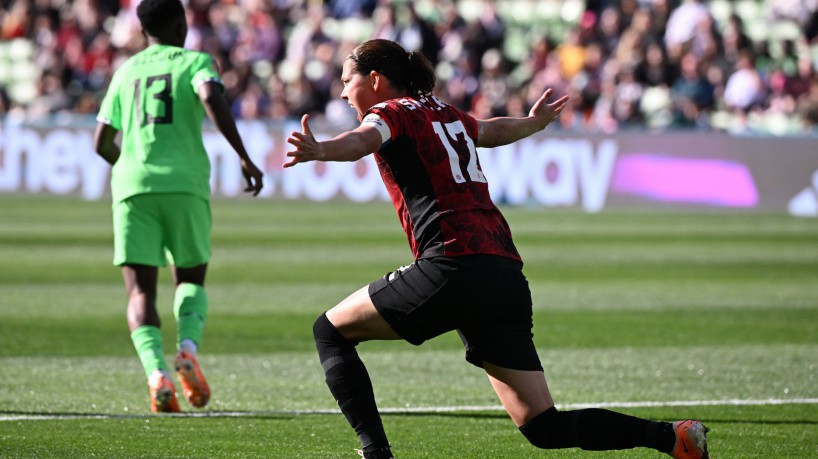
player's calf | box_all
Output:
[519,407,678,453]
[314,313,391,454]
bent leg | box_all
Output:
[484,362,554,426]
[315,286,398,457]
[326,285,401,342]
[484,362,675,453]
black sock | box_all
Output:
[361,446,394,459]
[313,313,390,451]
[519,407,676,453]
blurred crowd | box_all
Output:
[1,0,817,135]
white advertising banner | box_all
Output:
[1,119,817,216]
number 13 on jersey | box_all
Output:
[131,73,173,126]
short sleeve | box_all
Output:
[462,111,479,144]
[190,53,223,92]
[97,70,123,130]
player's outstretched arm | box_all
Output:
[93,122,121,165]
[283,114,382,168]
[198,82,264,196]
[475,88,568,149]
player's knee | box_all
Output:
[313,313,349,348]
[313,313,362,380]
[313,313,333,343]
[519,407,572,449]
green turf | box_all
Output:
[1,195,817,458]
[2,405,817,458]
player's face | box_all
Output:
[340,59,377,121]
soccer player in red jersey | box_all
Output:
[284,39,709,459]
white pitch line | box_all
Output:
[2,398,817,422]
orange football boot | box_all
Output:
[671,420,710,459]
[174,351,210,408]
[148,372,180,413]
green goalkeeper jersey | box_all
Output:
[97,44,222,203]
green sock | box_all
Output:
[174,283,208,351]
[130,325,167,378]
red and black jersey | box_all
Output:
[364,96,521,263]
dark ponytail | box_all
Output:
[406,51,436,96]
[348,39,436,97]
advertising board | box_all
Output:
[1,119,816,216]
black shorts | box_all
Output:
[368,255,543,372]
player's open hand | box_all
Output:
[240,158,264,196]
[529,88,569,127]
[284,114,322,168]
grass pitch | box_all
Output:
[1,195,817,458]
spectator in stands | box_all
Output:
[569,41,606,129]
[590,77,619,132]
[670,51,714,126]
[82,32,115,90]
[635,41,676,87]
[27,69,71,117]
[396,3,440,65]
[556,28,586,82]
[441,54,480,113]
[720,13,752,69]
[613,64,645,126]
[206,3,238,60]
[663,0,709,60]
[689,12,720,63]
[614,7,653,68]
[476,48,510,117]
[596,6,623,57]
[233,79,269,120]
[723,51,764,113]
[1,0,816,135]
[265,74,291,120]
[371,3,398,42]
[1,0,31,39]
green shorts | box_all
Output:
[113,193,211,268]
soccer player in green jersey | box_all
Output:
[94,0,264,413]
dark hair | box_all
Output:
[136,0,186,37]
[348,39,436,97]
